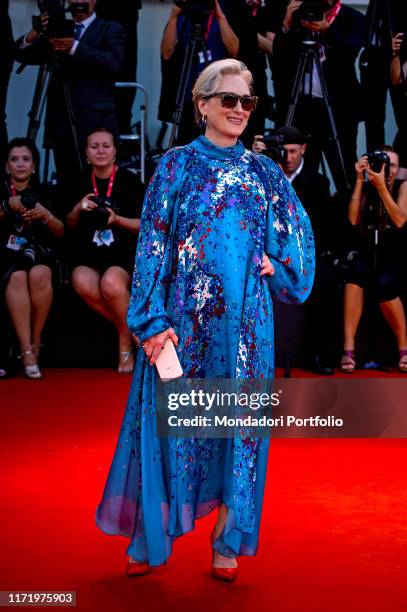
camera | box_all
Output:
[32,0,89,39]
[262,132,288,165]
[20,188,38,211]
[88,195,116,229]
[295,0,326,23]
[174,0,215,17]
[367,150,390,178]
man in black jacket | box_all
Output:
[254,124,340,373]
[272,0,365,193]
[15,0,125,191]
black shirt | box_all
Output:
[66,166,144,272]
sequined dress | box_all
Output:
[96,136,315,565]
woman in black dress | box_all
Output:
[0,138,64,379]
[66,128,144,373]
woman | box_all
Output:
[97,59,314,580]
[66,128,144,373]
[341,149,407,372]
[0,137,64,379]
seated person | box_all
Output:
[0,138,64,379]
[65,127,144,373]
[342,148,407,372]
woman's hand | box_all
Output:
[7,195,26,216]
[283,0,302,30]
[107,208,118,226]
[260,254,275,277]
[367,163,387,192]
[252,135,266,154]
[141,327,179,366]
[392,33,404,56]
[355,155,368,181]
[77,193,98,213]
[22,202,51,223]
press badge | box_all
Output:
[6,235,26,251]
[92,229,114,247]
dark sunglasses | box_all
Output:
[203,92,258,112]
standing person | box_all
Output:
[341,149,407,372]
[360,0,406,153]
[0,138,64,379]
[390,32,407,175]
[96,0,142,134]
[15,0,125,197]
[0,0,13,169]
[65,128,143,374]
[159,0,253,145]
[97,59,314,579]
[272,0,365,192]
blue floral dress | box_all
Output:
[96,136,315,565]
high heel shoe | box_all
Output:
[210,531,238,582]
[19,350,42,380]
[126,557,151,577]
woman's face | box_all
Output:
[86,131,116,168]
[198,74,252,145]
[6,146,35,182]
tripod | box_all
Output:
[169,19,209,148]
[25,60,84,183]
[285,38,349,192]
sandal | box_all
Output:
[399,349,407,373]
[19,350,43,380]
[340,350,356,373]
[117,350,134,374]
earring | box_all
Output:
[200,114,207,128]
[113,156,116,163]
[86,158,91,165]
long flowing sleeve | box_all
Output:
[127,148,186,341]
[255,155,315,304]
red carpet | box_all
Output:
[1,369,406,611]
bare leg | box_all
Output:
[379,297,407,349]
[343,283,364,350]
[71,266,112,321]
[29,265,53,349]
[4,270,36,366]
[212,504,237,568]
[99,266,134,372]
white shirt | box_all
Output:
[286,158,304,184]
[70,12,97,55]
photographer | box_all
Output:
[0,138,64,379]
[65,127,144,374]
[360,0,405,153]
[159,0,256,144]
[0,0,13,169]
[342,148,407,372]
[254,125,338,374]
[15,0,125,194]
[272,0,365,191]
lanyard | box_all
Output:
[204,11,215,42]
[91,165,117,198]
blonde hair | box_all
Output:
[192,59,253,124]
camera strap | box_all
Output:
[91,165,117,200]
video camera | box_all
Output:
[174,0,215,20]
[262,131,288,165]
[32,0,89,39]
